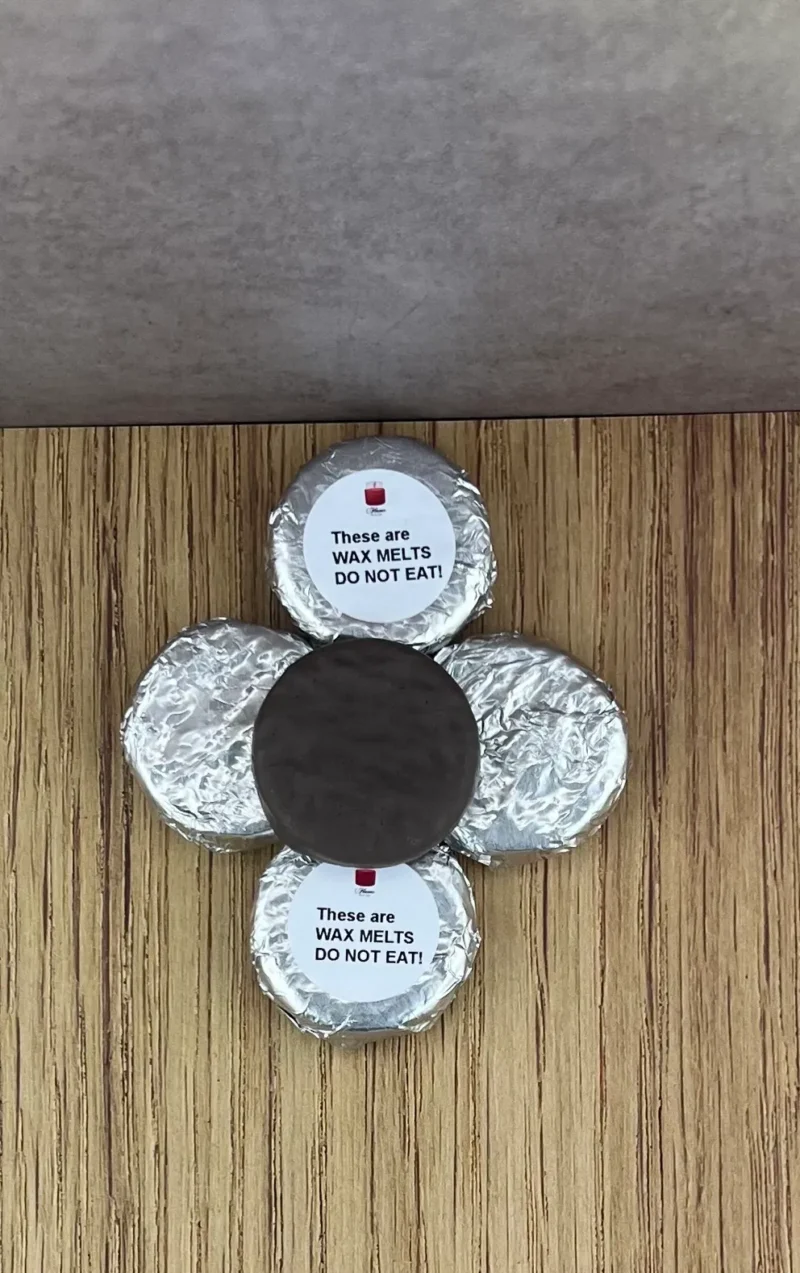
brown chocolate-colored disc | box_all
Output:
[252,638,479,867]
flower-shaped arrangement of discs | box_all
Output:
[123,436,628,1044]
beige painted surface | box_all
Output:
[3,2,800,423]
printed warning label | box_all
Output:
[302,469,456,623]
[287,863,441,1002]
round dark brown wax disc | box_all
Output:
[251,638,480,868]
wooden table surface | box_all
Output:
[2,418,798,1273]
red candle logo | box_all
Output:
[364,481,386,512]
[355,869,376,888]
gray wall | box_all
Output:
[2,0,800,425]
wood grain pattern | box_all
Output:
[1,417,799,1273]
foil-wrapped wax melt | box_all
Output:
[122,619,310,851]
[251,847,480,1043]
[436,635,628,864]
[268,435,496,649]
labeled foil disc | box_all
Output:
[252,638,480,867]
[436,635,628,864]
[251,847,480,1043]
[268,435,496,649]
[122,620,310,852]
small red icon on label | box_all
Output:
[364,482,386,511]
[355,869,376,888]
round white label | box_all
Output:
[287,863,441,1003]
[302,469,456,623]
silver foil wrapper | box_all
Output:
[436,635,628,864]
[251,847,480,1043]
[268,435,496,649]
[122,619,311,852]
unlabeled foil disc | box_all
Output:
[436,635,628,864]
[122,619,310,851]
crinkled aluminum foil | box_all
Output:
[268,435,496,649]
[251,847,480,1043]
[436,635,628,864]
[122,620,311,852]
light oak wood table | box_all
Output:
[1,418,798,1272]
